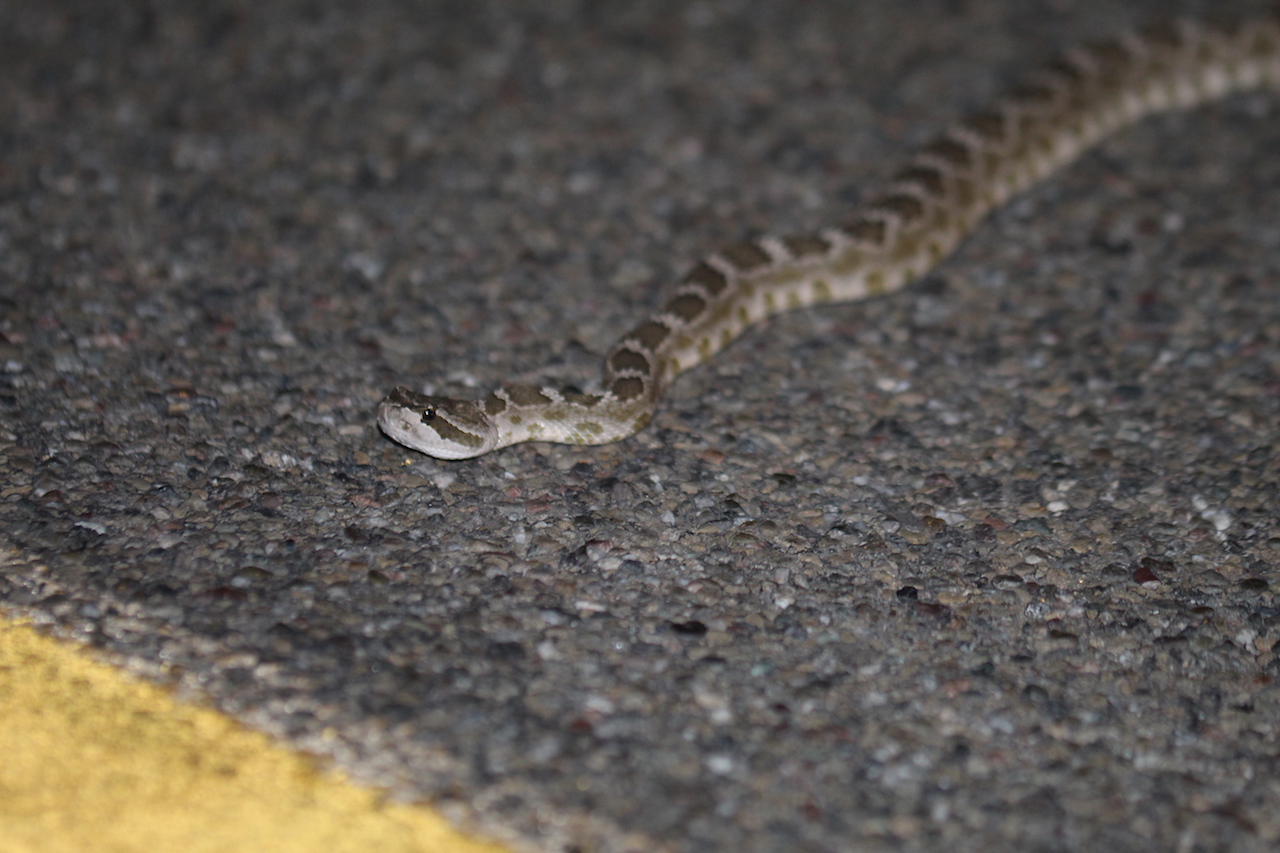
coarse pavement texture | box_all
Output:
[2,0,1279,851]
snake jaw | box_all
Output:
[377,387,498,460]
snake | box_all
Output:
[378,11,1280,459]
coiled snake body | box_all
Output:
[379,13,1280,459]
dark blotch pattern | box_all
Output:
[961,111,1007,144]
[720,241,772,271]
[666,293,707,322]
[924,137,974,169]
[1007,83,1058,107]
[484,393,508,415]
[507,386,553,407]
[871,194,926,221]
[1091,39,1137,77]
[782,234,832,257]
[844,217,887,246]
[429,414,484,448]
[1045,57,1088,85]
[683,261,730,295]
[611,376,646,400]
[561,391,603,407]
[629,320,671,350]
[609,349,651,374]
[894,165,948,197]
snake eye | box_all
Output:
[421,407,436,423]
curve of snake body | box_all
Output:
[379,12,1280,460]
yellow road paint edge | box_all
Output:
[0,614,511,853]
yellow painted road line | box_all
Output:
[0,614,510,853]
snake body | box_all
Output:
[379,13,1280,460]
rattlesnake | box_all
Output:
[379,12,1280,459]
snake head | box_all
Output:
[377,386,499,459]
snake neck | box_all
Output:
[484,383,658,450]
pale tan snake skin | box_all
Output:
[379,12,1280,459]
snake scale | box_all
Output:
[379,11,1280,459]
